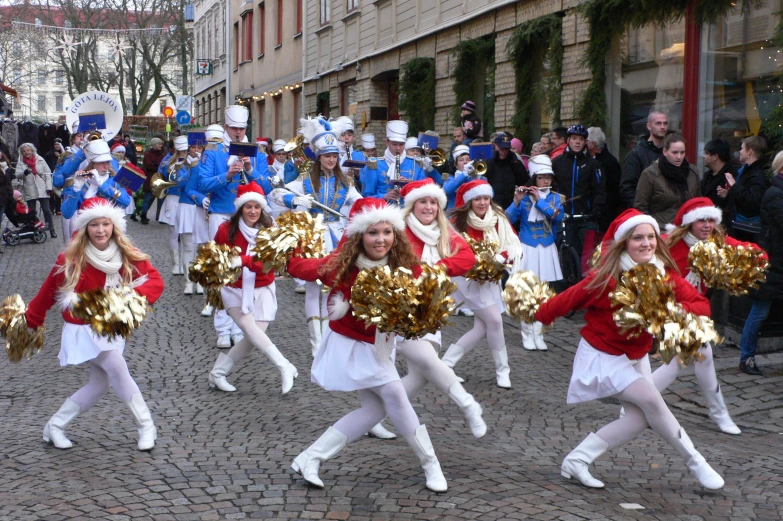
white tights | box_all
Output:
[168,224,178,251]
[398,340,459,398]
[181,233,196,282]
[226,308,273,357]
[69,350,141,409]
[595,378,681,449]
[652,343,719,394]
[304,281,329,320]
[332,381,420,443]
[454,305,506,353]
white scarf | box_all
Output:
[466,207,523,264]
[238,219,259,314]
[406,214,441,264]
[383,148,399,179]
[619,251,666,276]
[186,153,200,165]
[527,187,551,223]
[85,240,123,288]
[682,232,705,290]
[85,171,110,199]
[272,159,286,174]
[355,253,394,364]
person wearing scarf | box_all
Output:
[651,197,765,434]
[287,198,449,493]
[533,209,723,491]
[176,138,208,297]
[634,134,699,228]
[442,179,522,389]
[15,142,56,238]
[207,182,298,395]
[24,198,164,452]
[506,155,564,351]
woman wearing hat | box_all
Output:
[176,137,207,295]
[506,155,564,351]
[15,143,56,238]
[442,179,522,389]
[158,136,188,275]
[443,144,477,209]
[287,197,449,493]
[207,182,298,395]
[535,209,724,490]
[25,198,164,451]
[649,197,763,433]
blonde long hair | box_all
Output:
[402,202,456,259]
[59,224,150,293]
[665,223,725,248]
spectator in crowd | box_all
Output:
[510,137,528,168]
[539,134,553,155]
[139,138,167,225]
[530,142,543,156]
[739,150,783,375]
[587,127,622,232]
[484,133,529,211]
[549,127,567,160]
[15,143,55,238]
[124,134,139,166]
[619,111,668,207]
[720,135,769,241]
[551,124,605,274]
[446,127,467,173]
[0,150,12,236]
[634,134,698,228]
[700,139,733,210]
[460,101,482,144]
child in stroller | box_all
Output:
[2,191,48,245]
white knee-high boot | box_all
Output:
[42,398,81,449]
[533,322,548,351]
[490,346,511,388]
[441,343,466,368]
[561,432,609,488]
[404,425,448,492]
[258,344,298,394]
[307,318,322,358]
[448,382,487,438]
[291,427,347,488]
[667,428,724,489]
[703,385,741,435]
[520,322,536,351]
[125,393,157,451]
[208,353,237,392]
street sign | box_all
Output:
[176,96,192,112]
[176,110,191,125]
[162,106,175,118]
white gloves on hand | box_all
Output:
[72,174,86,191]
[421,156,433,171]
[87,171,101,187]
[230,256,243,269]
[463,161,475,177]
[271,174,282,186]
[202,197,210,211]
[494,254,506,264]
[293,195,314,209]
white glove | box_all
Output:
[271,174,282,186]
[202,197,210,211]
[420,156,433,171]
[293,195,314,209]
[72,174,86,191]
[494,253,506,264]
[87,171,101,187]
[230,256,243,269]
[463,161,475,176]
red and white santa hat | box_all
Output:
[72,197,127,234]
[345,197,405,237]
[455,179,493,208]
[400,178,447,211]
[669,197,722,231]
[110,142,126,155]
[606,208,659,244]
[234,181,267,210]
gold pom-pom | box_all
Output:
[688,239,769,295]
[463,235,507,283]
[502,271,555,323]
[658,308,721,366]
[252,212,326,272]
[404,264,458,339]
[70,286,150,339]
[589,242,602,269]
[0,294,45,362]
[610,264,675,339]
[188,241,242,287]
[204,285,225,310]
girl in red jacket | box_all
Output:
[535,209,723,490]
[442,179,523,388]
[652,197,761,435]
[25,197,164,452]
[207,182,298,395]
[287,198,448,493]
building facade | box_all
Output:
[228,0,304,142]
[193,0,228,127]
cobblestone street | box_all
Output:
[1,217,783,521]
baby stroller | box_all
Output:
[3,203,47,246]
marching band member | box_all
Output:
[535,209,724,490]
[61,140,131,224]
[25,198,164,451]
[158,136,188,275]
[505,155,564,351]
[270,139,298,184]
[443,144,477,209]
[198,106,274,348]
[288,198,448,492]
[442,179,522,388]
[52,131,82,241]
[270,117,361,358]
[360,134,377,160]
[650,197,760,434]
[359,120,426,201]
[207,182,298,394]
[176,136,206,295]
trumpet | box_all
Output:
[284,135,314,175]
[420,143,446,167]
[474,159,488,175]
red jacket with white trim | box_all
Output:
[404,228,476,277]
[214,221,275,289]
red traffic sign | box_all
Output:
[162,106,175,118]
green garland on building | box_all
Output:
[576,0,745,127]
[452,36,495,129]
[507,14,563,150]
[398,57,436,135]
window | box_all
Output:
[259,3,265,55]
[241,11,253,62]
[320,0,330,25]
[38,69,46,85]
[276,0,283,46]
[55,95,63,112]
[37,95,46,112]
[316,91,330,118]
[233,22,239,67]
[11,69,20,85]
[12,42,21,58]
[274,95,282,138]
[173,71,183,88]
[296,0,302,35]
[388,78,399,120]
[64,20,72,28]
[55,69,64,85]
[292,88,301,128]
[347,0,358,12]
[341,81,357,115]
[257,100,265,136]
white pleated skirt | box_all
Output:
[220,282,277,322]
[567,338,652,404]
[452,277,506,312]
[519,243,562,282]
[176,203,196,234]
[125,200,135,215]
[193,207,210,243]
[59,323,125,367]
[311,328,400,392]
[159,194,179,225]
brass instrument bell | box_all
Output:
[284,135,314,174]
[474,159,488,175]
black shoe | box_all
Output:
[739,357,762,376]
[141,217,149,225]
[130,214,138,222]
[50,230,57,238]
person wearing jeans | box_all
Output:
[738,299,772,375]
[15,143,56,238]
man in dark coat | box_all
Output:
[619,110,668,207]
[484,133,529,211]
[587,127,622,232]
[721,135,769,241]
[700,139,734,210]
